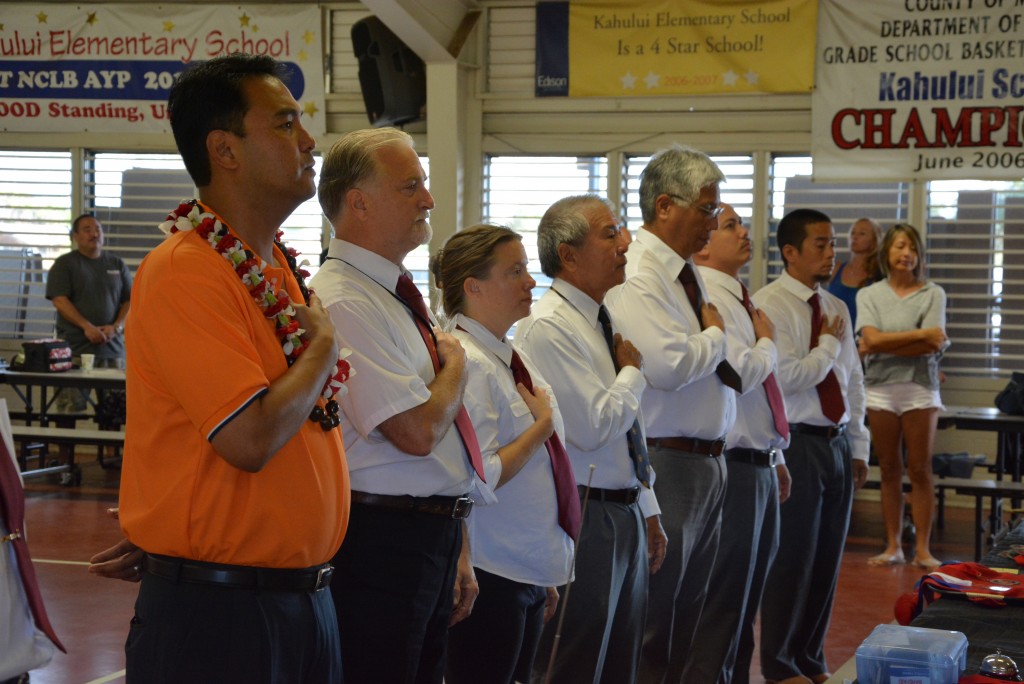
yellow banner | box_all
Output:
[567,0,816,97]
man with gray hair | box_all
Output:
[516,194,666,684]
[606,144,736,683]
[310,127,483,684]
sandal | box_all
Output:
[867,550,905,566]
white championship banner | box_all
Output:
[811,0,1024,181]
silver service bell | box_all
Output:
[980,650,1022,681]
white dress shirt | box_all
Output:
[699,266,790,455]
[309,239,476,496]
[452,314,574,586]
[752,270,869,462]
[514,279,659,517]
[605,228,736,440]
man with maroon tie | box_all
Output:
[752,209,869,684]
[688,204,792,683]
[310,127,483,684]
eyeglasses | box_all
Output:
[665,194,724,219]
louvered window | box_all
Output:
[483,155,609,294]
[0,150,329,343]
[0,150,72,339]
[927,180,1024,378]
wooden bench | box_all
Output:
[10,424,126,485]
[862,472,1024,560]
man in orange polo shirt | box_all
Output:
[99,55,350,683]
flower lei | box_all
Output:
[159,200,353,431]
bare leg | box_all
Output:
[867,408,906,565]
[902,407,940,568]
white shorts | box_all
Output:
[865,382,943,415]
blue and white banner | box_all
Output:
[0,4,324,135]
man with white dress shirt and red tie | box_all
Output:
[752,208,869,684]
[688,204,792,683]
[516,194,667,684]
[310,127,483,684]
[606,144,737,683]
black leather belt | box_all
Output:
[646,436,726,457]
[582,485,640,505]
[350,491,474,519]
[142,553,333,592]
[789,423,847,440]
[724,447,779,467]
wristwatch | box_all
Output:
[115,324,124,335]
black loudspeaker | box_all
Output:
[351,16,426,127]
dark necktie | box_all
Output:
[808,293,846,424]
[509,350,581,541]
[0,437,65,653]
[740,285,790,440]
[395,274,486,482]
[679,263,742,392]
[597,305,652,488]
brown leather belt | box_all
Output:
[582,485,641,505]
[646,436,726,457]
[724,447,779,468]
[789,423,847,440]
[142,553,333,592]
[350,491,474,519]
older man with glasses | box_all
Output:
[606,144,737,683]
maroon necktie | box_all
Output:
[510,350,581,541]
[679,263,742,392]
[0,437,66,653]
[395,274,486,482]
[808,293,846,424]
[740,285,790,440]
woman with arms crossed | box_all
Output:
[857,223,947,569]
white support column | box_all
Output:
[426,61,463,258]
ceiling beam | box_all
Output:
[361,0,480,62]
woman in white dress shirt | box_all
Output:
[856,223,947,570]
[432,224,575,684]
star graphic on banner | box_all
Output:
[644,72,660,89]
[298,49,308,61]
[303,101,319,118]
[239,13,251,27]
[744,70,759,85]
[0,24,5,32]
[621,72,637,90]
[86,12,98,26]
[252,24,260,33]
[304,30,316,45]
[36,11,48,23]
[163,20,175,32]
[722,70,739,87]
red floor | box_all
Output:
[18,459,977,683]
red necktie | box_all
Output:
[510,350,581,541]
[740,285,790,440]
[0,437,66,653]
[679,263,742,392]
[808,293,846,424]
[395,274,486,482]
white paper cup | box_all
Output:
[80,354,95,371]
